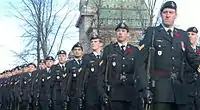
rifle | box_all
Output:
[63,67,74,110]
[18,75,23,110]
[72,67,84,110]
[101,54,117,110]
[35,74,40,110]
[143,28,156,110]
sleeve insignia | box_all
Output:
[137,44,145,50]
[99,60,104,66]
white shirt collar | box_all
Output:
[93,51,101,56]
[59,63,65,67]
[117,42,127,48]
[161,23,174,32]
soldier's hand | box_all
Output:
[141,89,153,104]
[77,97,83,109]
[101,93,109,104]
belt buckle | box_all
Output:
[120,74,127,82]
[170,72,177,80]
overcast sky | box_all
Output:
[0,0,200,72]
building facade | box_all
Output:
[76,0,150,53]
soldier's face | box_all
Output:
[23,67,28,73]
[188,32,197,45]
[18,69,23,74]
[116,28,129,43]
[90,39,102,51]
[39,63,46,69]
[58,54,67,64]
[73,47,83,58]
[46,60,54,68]
[161,8,177,27]
[28,65,36,72]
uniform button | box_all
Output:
[172,57,175,60]
[122,57,125,60]
[122,65,125,67]
[172,47,174,50]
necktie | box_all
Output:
[167,29,172,37]
[96,55,100,59]
[121,45,125,53]
[61,65,65,70]
[78,59,81,64]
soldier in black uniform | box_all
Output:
[98,22,139,110]
[184,27,200,110]
[51,50,68,110]
[135,1,200,110]
[20,63,36,110]
[65,42,84,110]
[78,36,103,110]
[34,56,54,110]
[39,59,46,70]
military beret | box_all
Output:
[16,66,22,70]
[22,64,28,68]
[28,63,36,68]
[72,42,83,50]
[187,27,198,33]
[45,56,55,61]
[39,59,45,63]
[57,50,66,55]
[90,35,102,41]
[115,22,129,32]
[160,1,177,12]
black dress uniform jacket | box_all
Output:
[65,59,83,110]
[98,42,138,101]
[135,25,200,104]
[79,52,102,110]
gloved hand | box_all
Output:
[101,93,109,104]
[140,89,153,104]
[77,97,83,109]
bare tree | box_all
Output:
[10,0,78,67]
[135,0,168,29]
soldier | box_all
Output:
[78,35,103,110]
[65,42,84,110]
[20,63,36,110]
[51,50,68,110]
[45,56,55,73]
[22,64,29,73]
[135,1,200,110]
[184,27,200,110]
[98,22,139,110]
[39,59,46,70]
[34,56,55,110]
[187,27,200,52]
[27,63,37,73]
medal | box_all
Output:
[157,51,162,56]
[112,62,116,67]
[47,76,51,80]
[73,73,77,77]
[91,67,94,72]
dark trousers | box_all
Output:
[84,102,101,110]
[108,101,138,110]
[153,102,193,110]
[69,99,79,110]
[53,100,63,110]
